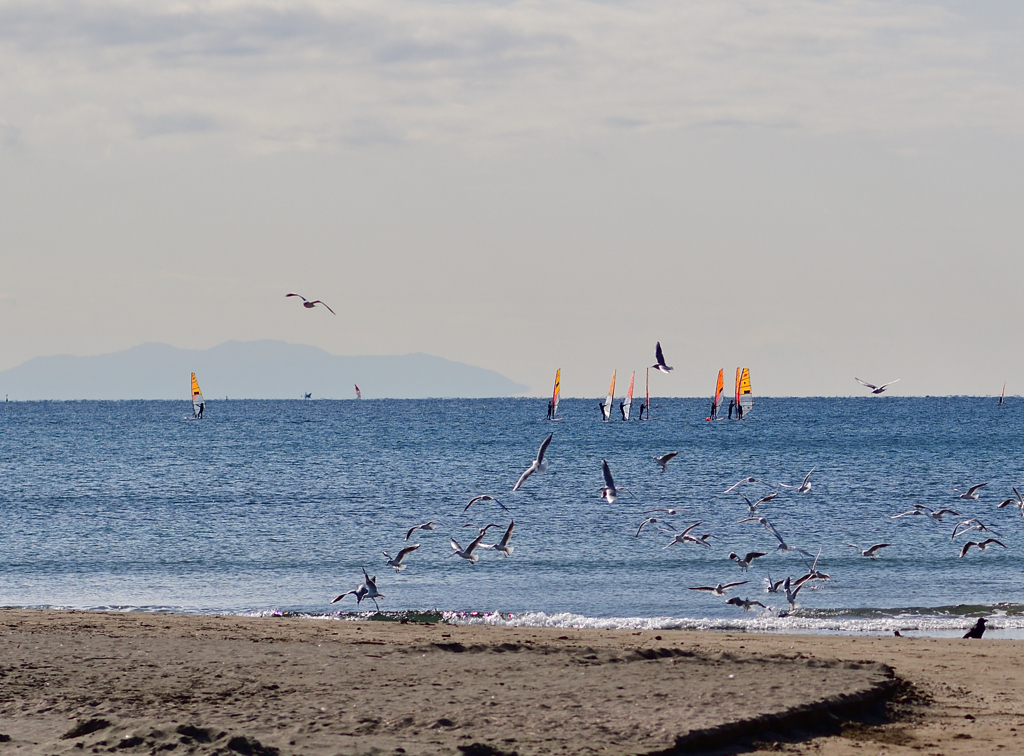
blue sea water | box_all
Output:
[1,397,1023,636]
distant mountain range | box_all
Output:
[0,341,529,400]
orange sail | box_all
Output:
[708,369,724,420]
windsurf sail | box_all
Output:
[738,368,753,418]
[603,370,616,421]
[190,372,204,419]
[549,369,561,419]
[355,384,362,400]
[645,368,650,420]
[623,371,635,421]
[708,368,724,421]
[1000,382,1006,406]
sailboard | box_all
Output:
[707,368,724,421]
[190,372,205,419]
[1000,382,1006,406]
[548,369,561,420]
[602,370,616,421]
[737,368,753,419]
[645,367,650,420]
[623,371,635,421]
[355,384,362,400]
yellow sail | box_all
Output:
[739,368,753,415]
[191,372,204,418]
[551,369,561,418]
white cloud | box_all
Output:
[0,0,1022,154]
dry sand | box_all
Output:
[0,609,1020,755]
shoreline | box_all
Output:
[1,609,1021,755]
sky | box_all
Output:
[2,0,1024,397]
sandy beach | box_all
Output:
[0,609,1020,755]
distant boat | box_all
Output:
[602,370,616,422]
[355,384,362,400]
[733,367,752,420]
[548,369,561,420]
[191,373,205,419]
[707,369,724,421]
[1000,382,1006,406]
[622,371,635,421]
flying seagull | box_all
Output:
[739,492,777,513]
[512,433,552,492]
[485,520,516,557]
[728,551,766,571]
[890,505,960,522]
[653,452,679,472]
[331,568,383,610]
[954,482,988,500]
[688,581,749,596]
[663,522,703,549]
[996,487,1024,515]
[958,538,1006,557]
[382,544,420,571]
[726,596,767,611]
[286,293,336,315]
[600,459,629,504]
[465,494,509,513]
[723,477,758,494]
[845,542,891,558]
[779,468,815,493]
[855,377,899,394]
[450,530,490,564]
[651,342,673,373]
[405,521,436,541]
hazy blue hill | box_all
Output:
[0,340,529,400]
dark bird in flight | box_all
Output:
[651,342,673,373]
[286,293,336,314]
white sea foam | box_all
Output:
[445,610,1024,638]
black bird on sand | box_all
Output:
[963,618,987,639]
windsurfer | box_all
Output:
[197,402,204,419]
[728,400,735,419]
[619,400,627,421]
[547,401,554,420]
[638,402,646,420]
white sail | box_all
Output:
[623,371,635,421]
[602,370,616,421]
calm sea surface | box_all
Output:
[2,397,1022,636]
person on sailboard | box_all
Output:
[619,400,627,421]
[728,400,735,419]
[638,402,646,420]
[197,401,205,419]
[709,400,718,421]
[599,402,607,420]
[546,400,555,420]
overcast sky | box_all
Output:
[2,0,1023,397]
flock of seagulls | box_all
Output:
[327,341,1006,636]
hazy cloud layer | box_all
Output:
[1,0,1022,153]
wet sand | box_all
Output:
[0,609,1019,755]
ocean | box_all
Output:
[1,396,1022,636]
